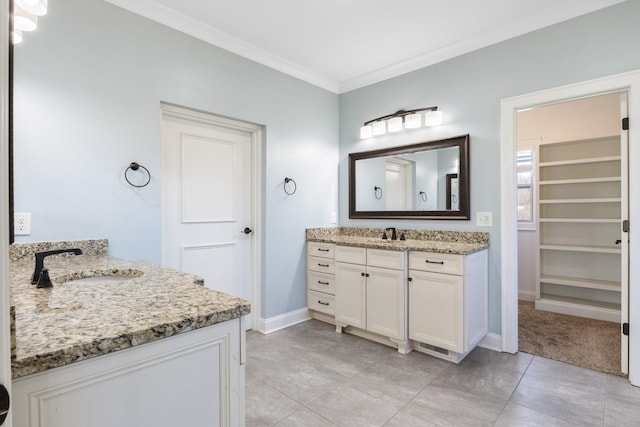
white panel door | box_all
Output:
[162,109,253,329]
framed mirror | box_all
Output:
[349,134,470,220]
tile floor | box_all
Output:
[245,319,640,426]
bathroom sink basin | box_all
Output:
[62,270,143,285]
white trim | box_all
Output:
[258,308,311,335]
[478,333,502,353]
[518,291,537,302]
[0,0,13,425]
[500,69,640,385]
[160,103,264,335]
[103,0,338,93]
[105,0,624,94]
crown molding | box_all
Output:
[106,0,625,95]
[104,0,340,93]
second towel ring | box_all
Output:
[419,191,427,202]
[374,186,383,200]
[125,162,151,188]
[284,177,297,195]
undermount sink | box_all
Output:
[61,270,144,285]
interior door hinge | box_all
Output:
[623,220,629,233]
[623,323,629,336]
[622,117,629,130]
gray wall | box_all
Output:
[13,0,339,319]
[339,0,640,334]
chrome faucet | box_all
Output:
[385,227,397,241]
[31,248,83,285]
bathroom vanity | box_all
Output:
[307,228,488,363]
[9,240,250,427]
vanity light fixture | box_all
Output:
[359,106,443,139]
[12,0,48,44]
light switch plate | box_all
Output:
[14,212,31,235]
[476,212,492,227]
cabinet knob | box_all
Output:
[408,277,413,282]
[366,273,370,277]
[361,272,365,277]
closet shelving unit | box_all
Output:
[535,133,622,322]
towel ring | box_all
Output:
[374,186,383,200]
[125,162,151,188]
[284,177,297,195]
[419,191,427,202]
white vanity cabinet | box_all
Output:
[334,246,409,353]
[408,249,488,363]
[12,318,244,427]
[307,242,337,316]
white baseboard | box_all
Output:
[518,290,536,302]
[258,307,311,334]
[478,332,503,352]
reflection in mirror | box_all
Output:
[349,135,469,220]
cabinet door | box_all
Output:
[335,262,366,329]
[367,266,405,340]
[409,270,463,353]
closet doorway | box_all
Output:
[515,92,629,376]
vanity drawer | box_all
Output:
[308,290,336,315]
[335,246,367,264]
[409,251,463,275]
[308,256,336,274]
[367,248,405,270]
[308,270,336,295]
[307,242,335,259]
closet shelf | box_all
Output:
[540,274,621,292]
[539,177,621,186]
[539,155,620,168]
[539,198,621,204]
[540,244,621,254]
[539,218,620,223]
[536,295,621,323]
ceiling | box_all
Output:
[105,0,625,94]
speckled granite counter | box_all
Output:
[9,240,250,379]
[307,227,488,255]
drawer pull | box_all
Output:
[425,260,445,265]
[318,248,330,252]
[318,300,330,306]
[318,263,330,267]
[317,281,330,285]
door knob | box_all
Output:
[242,227,253,234]
[0,384,9,425]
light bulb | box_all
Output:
[12,29,23,44]
[424,110,444,126]
[14,6,38,31]
[372,121,386,136]
[360,125,373,139]
[16,0,47,16]
[387,117,403,132]
[404,113,421,129]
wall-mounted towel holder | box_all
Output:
[374,186,383,200]
[125,162,151,188]
[284,177,297,195]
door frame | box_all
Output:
[0,0,13,424]
[500,69,640,385]
[160,103,263,332]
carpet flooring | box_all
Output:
[518,300,623,376]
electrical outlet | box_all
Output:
[476,212,492,227]
[14,212,31,235]
[330,211,337,224]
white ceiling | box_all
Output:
[105,0,625,93]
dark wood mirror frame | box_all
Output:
[348,134,470,220]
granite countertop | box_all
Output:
[10,244,250,379]
[306,227,489,255]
